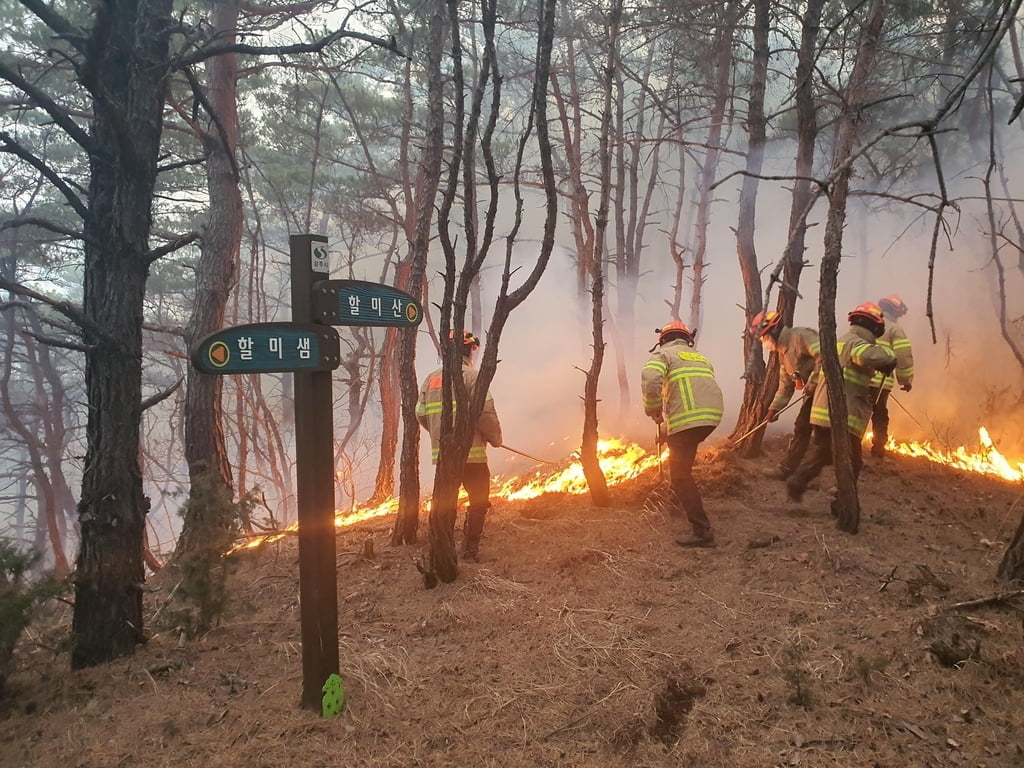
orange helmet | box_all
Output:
[750,310,782,338]
[848,302,885,327]
[657,321,694,345]
[449,329,480,350]
[878,294,908,317]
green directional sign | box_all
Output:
[191,322,341,375]
[312,279,423,328]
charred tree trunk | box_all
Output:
[730,0,770,454]
[820,0,886,536]
[72,0,174,667]
[178,0,242,557]
[578,0,622,508]
[393,0,446,546]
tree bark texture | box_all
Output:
[730,0,771,455]
[72,0,174,668]
[819,0,886,536]
[393,0,446,546]
[179,0,242,557]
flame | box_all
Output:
[876,426,1024,483]
[493,438,662,500]
[228,428,1022,554]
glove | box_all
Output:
[647,410,664,424]
[900,382,912,392]
[766,409,779,423]
[876,358,897,374]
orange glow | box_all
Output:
[493,438,662,500]
[229,428,1022,554]
[871,426,1024,483]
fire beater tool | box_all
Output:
[500,444,557,464]
[888,393,930,435]
[730,395,804,446]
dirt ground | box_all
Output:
[2,436,1024,768]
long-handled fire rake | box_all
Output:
[500,444,557,464]
[642,422,679,516]
[730,395,805,447]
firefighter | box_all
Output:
[415,330,503,562]
[868,294,914,458]
[750,310,821,480]
[641,321,724,548]
[786,303,897,504]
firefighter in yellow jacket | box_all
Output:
[868,294,914,458]
[416,330,502,561]
[750,310,821,480]
[642,321,724,548]
[786,303,896,504]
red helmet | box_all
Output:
[449,329,480,350]
[848,302,885,326]
[657,321,694,345]
[750,310,782,338]
[878,294,908,317]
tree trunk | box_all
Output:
[71,0,174,668]
[393,0,446,546]
[730,0,770,454]
[579,0,622,509]
[689,1,739,331]
[820,0,886,536]
[178,0,241,557]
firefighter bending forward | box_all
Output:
[416,330,503,562]
[641,321,724,548]
[785,303,896,507]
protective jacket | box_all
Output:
[769,326,821,412]
[869,314,914,390]
[641,340,724,435]
[810,325,896,438]
[416,361,502,464]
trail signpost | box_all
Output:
[189,233,422,712]
[191,322,341,374]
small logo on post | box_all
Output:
[311,244,330,273]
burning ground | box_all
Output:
[2,435,1023,767]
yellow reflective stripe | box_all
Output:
[644,360,667,375]
[415,403,428,416]
[891,338,911,350]
[667,408,722,429]
[419,402,446,415]
[467,446,488,461]
[431,447,440,461]
[844,368,871,387]
[642,396,662,409]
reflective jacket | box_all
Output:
[810,325,896,438]
[416,362,502,464]
[769,326,821,412]
[641,340,724,435]
[869,314,914,390]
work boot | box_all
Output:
[675,528,715,548]
[763,466,791,481]
[786,478,805,502]
[462,506,488,562]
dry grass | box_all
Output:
[2,438,1024,767]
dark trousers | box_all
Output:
[666,425,715,536]
[782,395,814,473]
[462,462,491,512]
[787,426,863,496]
[869,387,890,454]
[461,462,491,556]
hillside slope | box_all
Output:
[3,440,1023,768]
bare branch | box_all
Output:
[0,64,94,153]
[0,132,89,219]
[144,231,201,265]
[0,216,83,240]
[18,0,88,55]
[141,376,184,411]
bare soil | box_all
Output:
[3,437,1024,768]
